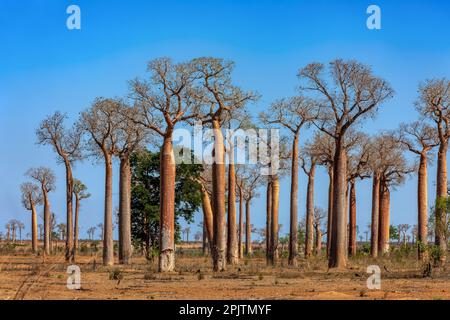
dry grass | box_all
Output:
[0,242,449,300]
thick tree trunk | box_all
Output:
[305,164,316,259]
[64,161,74,262]
[266,181,272,264]
[200,185,214,254]
[103,153,114,266]
[378,182,390,255]
[245,199,252,255]
[417,152,428,260]
[348,179,357,256]
[238,187,244,259]
[326,165,334,258]
[226,148,238,265]
[159,134,176,272]
[435,142,448,266]
[119,156,132,265]
[212,119,227,271]
[43,191,51,256]
[329,139,347,269]
[31,203,38,253]
[74,195,80,260]
[269,176,279,265]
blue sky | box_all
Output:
[1,0,450,241]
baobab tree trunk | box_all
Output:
[305,164,316,259]
[371,173,380,258]
[226,147,238,265]
[417,152,428,260]
[200,185,214,254]
[348,179,357,256]
[43,191,51,256]
[119,156,132,265]
[378,183,390,255]
[326,165,334,258]
[329,139,347,269]
[269,176,280,265]
[238,187,244,259]
[64,160,74,262]
[315,226,322,256]
[159,134,176,272]
[289,133,299,266]
[103,153,114,266]
[266,181,272,264]
[74,194,80,261]
[245,198,252,256]
[31,203,38,253]
[211,119,226,271]
[202,223,207,255]
[435,142,448,266]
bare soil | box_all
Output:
[1,246,449,300]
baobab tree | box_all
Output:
[300,138,321,259]
[416,79,450,265]
[346,133,371,256]
[397,121,438,259]
[260,96,316,266]
[313,207,327,256]
[73,179,90,259]
[20,182,42,252]
[398,224,411,246]
[82,98,122,266]
[130,58,202,272]
[224,110,251,265]
[27,167,55,256]
[370,134,411,255]
[193,57,258,271]
[308,132,335,257]
[116,104,147,265]
[87,227,96,241]
[36,112,83,262]
[238,167,262,256]
[298,59,394,268]
[5,223,10,242]
[57,223,66,242]
[10,220,17,243]
[17,221,24,243]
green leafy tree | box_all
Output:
[389,225,400,242]
[130,149,202,260]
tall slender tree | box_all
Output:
[27,167,55,256]
[298,59,394,268]
[20,182,42,253]
[82,98,122,266]
[36,112,83,262]
[416,79,450,266]
[346,134,371,256]
[260,96,316,266]
[72,179,90,259]
[397,122,438,260]
[193,57,258,271]
[115,104,147,265]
